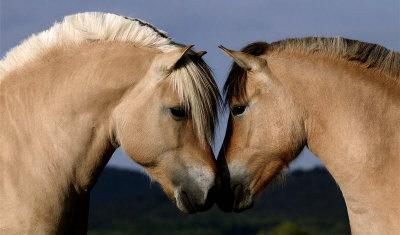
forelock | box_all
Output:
[169,54,221,145]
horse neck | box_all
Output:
[268,52,400,234]
[0,42,151,194]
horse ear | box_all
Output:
[218,45,266,71]
[156,45,194,72]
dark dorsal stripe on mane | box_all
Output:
[121,16,169,39]
[224,37,400,102]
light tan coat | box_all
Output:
[219,38,400,234]
[0,13,220,234]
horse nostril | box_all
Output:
[178,185,216,213]
[232,184,244,208]
[179,190,196,213]
[232,184,253,212]
[233,184,243,196]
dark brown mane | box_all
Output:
[224,41,269,103]
[224,37,400,103]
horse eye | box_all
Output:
[231,105,247,116]
[169,107,188,120]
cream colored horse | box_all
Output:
[0,12,221,234]
[217,38,399,235]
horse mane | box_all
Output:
[272,37,400,78]
[0,12,177,76]
[0,12,220,144]
[224,37,400,102]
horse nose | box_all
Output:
[177,184,215,214]
[231,183,253,212]
[216,180,253,212]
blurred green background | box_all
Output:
[88,168,350,235]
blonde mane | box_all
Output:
[271,37,400,78]
[0,12,220,144]
[0,12,178,77]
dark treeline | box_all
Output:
[88,167,350,235]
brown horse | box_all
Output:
[0,12,220,234]
[217,37,399,234]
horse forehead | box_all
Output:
[230,79,264,105]
[155,80,181,104]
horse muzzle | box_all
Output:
[175,184,216,213]
[216,181,253,212]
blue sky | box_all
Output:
[1,0,399,170]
